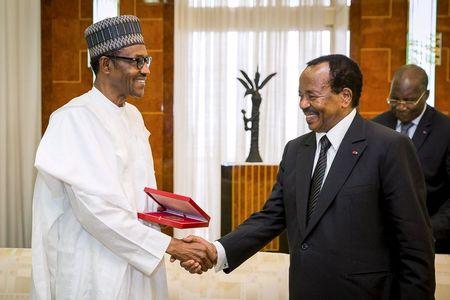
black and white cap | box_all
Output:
[84,15,145,61]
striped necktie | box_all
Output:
[307,135,331,224]
[400,122,413,136]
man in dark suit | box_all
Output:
[178,55,435,299]
[373,64,450,253]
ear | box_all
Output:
[424,89,430,101]
[340,87,353,108]
[98,56,113,75]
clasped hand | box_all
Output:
[166,235,217,274]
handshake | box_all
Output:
[166,235,217,274]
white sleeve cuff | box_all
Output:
[213,241,229,272]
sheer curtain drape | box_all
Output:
[0,0,41,247]
[174,0,348,240]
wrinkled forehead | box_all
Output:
[299,63,331,90]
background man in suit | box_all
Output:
[178,55,435,299]
[373,64,450,253]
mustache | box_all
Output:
[302,107,318,115]
[137,72,147,79]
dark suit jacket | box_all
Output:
[373,105,450,253]
[219,114,435,300]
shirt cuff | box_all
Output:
[213,241,229,272]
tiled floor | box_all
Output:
[1,248,449,300]
[0,248,31,300]
[166,251,289,300]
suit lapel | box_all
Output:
[304,114,367,239]
[295,133,316,239]
[412,105,433,151]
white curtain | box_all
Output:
[93,0,119,21]
[174,0,348,241]
[0,0,41,247]
[407,0,437,106]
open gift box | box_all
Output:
[137,187,210,229]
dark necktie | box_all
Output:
[400,122,413,136]
[307,135,332,224]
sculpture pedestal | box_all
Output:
[221,164,288,253]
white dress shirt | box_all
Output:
[213,109,357,272]
[394,104,427,139]
[312,108,356,187]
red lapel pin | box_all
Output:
[352,150,358,155]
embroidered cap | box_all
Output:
[84,15,145,61]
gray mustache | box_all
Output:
[303,108,318,115]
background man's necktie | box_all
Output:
[400,122,413,136]
[307,135,331,224]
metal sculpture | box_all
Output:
[237,67,276,162]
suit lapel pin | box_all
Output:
[352,150,358,155]
[422,130,427,135]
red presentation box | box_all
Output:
[137,187,210,229]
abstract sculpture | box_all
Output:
[237,67,276,162]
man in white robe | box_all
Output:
[31,15,214,300]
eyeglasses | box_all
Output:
[106,55,152,70]
[386,90,427,107]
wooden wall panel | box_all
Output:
[41,0,52,133]
[359,49,391,117]
[350,0,408,119]
[361,0,392,18]
[437,0,450,115]
[353,0,449,117]
[41,0,174,192]
[41,0,92,132]
[163,2,174,192]
[221,165,288,253]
